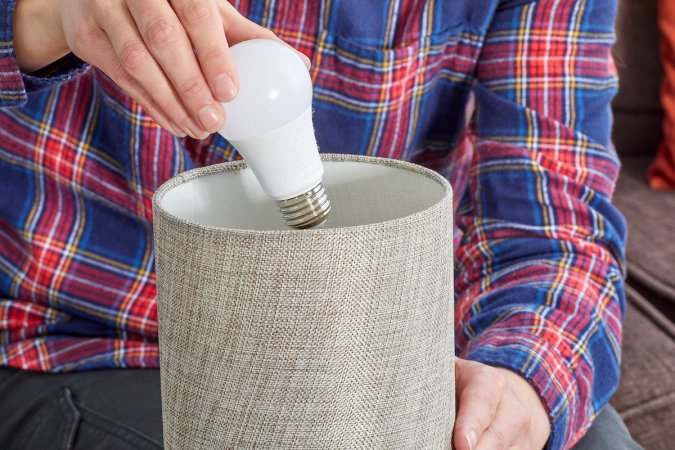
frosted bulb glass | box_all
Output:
[217,39,329,229]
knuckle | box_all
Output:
[89,0,104,13]
[198,46,228,62]
[463,390,484,405]
[477,365,495,379]
[463,390,495,413]
[177,76,206,97]
[70,26,88,47]
[145,18,178,49]
[257,27,277,40]
[489,428,507,449]
[176,116,192,129]
[162,100,188,122]
[181,0,212,26]
[92,0,108,11]
[69,37,86,57]
[160,97,177,113]
[491,371,507,392]
[474,365,506,393]
[225,14,275,38]
[110,62,134,88]
[120,41,150,71]
[517,411,532,432]
[69,25,97,54]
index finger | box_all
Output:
[127,0,223,135]
[171,0,238,102]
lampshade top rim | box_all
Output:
[152,153,453,235]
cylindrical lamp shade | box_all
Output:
[152,154,455,449]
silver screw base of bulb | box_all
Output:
[277,182,331,229]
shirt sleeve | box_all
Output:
[455,1,626,449]
[1,0,88,108]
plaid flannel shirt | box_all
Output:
[0,0,625,448]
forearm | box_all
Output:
[457,89,626,449]
[13,0,69,72]
[456,240,625,449]
[461,0,625,447]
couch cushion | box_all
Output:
[612,285,675,450]
[646,0,675,189]
[613,0,663,156]
[614,156,675,314]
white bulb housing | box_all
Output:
[218,39,329,229]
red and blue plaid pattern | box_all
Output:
[0,1,624,448]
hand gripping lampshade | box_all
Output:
[218,39,330,229]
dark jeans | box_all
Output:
[0,367,643,450]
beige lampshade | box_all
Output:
[152,154,455,449]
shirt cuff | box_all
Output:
[461,327,582,450]
[1,0,88,108]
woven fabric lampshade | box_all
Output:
[152,154,455,449]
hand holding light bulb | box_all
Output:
[218,39,330,229]
[13,0,310,139]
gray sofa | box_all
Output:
[609,0,675,448]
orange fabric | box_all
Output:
[650,0,675,189]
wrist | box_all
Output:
[13,0,69,72]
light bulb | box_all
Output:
[217,39,330,229]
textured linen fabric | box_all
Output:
[0,1,626,449]
[153,155,455,449]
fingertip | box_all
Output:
[197,105,225,133]
[453,427,475,450]
[297,51,311,70]
[466,430,477,450]
[185,118,209,140]
[214,73,238,102]
[270,36,311,70]
[453,419,472,449]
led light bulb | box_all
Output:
[218,39,330,229]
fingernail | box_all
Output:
[214,73,237,101]
[466,431,477,450]
[197,106,222,132]
[185,118,208,140]
[297,51,311,70]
